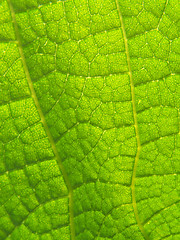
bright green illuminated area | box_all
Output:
[0,0,179,239]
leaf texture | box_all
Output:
[0,0,179,239]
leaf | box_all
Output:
[0,0,179,239]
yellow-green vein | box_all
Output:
[115,0,149,239]
[7,0,75,239]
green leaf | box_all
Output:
[0,0,179,239]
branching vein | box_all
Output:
[7,0,75,239]
[115,0,149,239]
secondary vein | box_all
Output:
[115,1,149,239]
[7,1,75,239]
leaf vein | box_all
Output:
[6,0,75,239]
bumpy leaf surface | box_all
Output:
[0,0,179,239]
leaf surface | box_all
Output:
[0,0,179,239]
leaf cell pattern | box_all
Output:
[0,0,179,240]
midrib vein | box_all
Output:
[115,1,149,239]
[7,1,75,239]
